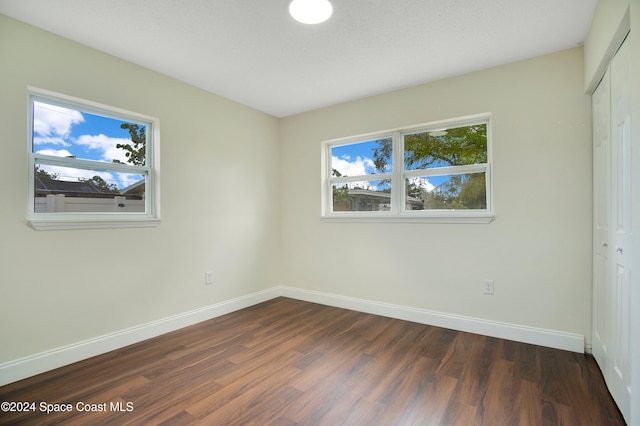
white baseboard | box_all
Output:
[0,285,585,387]
[276,286,585,354]
[0,288,278,387]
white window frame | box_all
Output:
[321,113,493,223]
[27,87,161,231]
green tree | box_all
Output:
[403,125,487,169]
[374,124,487,209]
[374,125,486,169]
[113,123,146,166]
[79,175,119,193]
[35,166,59,180]
[331,168,352,210]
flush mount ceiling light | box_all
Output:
[289,0,333,24]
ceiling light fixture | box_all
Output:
[289,0,333,24]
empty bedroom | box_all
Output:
[0,0,638,424]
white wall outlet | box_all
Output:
[205,271,214,285]
[483,279,494,295]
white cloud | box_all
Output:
[33,136,71,147]
[35,148,74,157]
[33,102,84,142]
[332,155,376,177]
[75,134,133,163]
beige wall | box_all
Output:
[280,48,593,340]
[0,15,281,363]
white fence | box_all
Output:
[35,194,145,213]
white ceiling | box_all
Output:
[0,0,597,117]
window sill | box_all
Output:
[29,217,161,231]
[321,213,494,224]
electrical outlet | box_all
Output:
[205,271,214,285]
[483,279,494,295]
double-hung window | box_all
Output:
[27,88,160,230]
[322,113,493,223]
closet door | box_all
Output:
[592,68,610,372]
[608,36,631,420]
[592,36,631,423]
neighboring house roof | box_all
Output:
[35,177,146,199]
[341,189,423,211]
[120,179,145,198]
[348,189,422,205]
[35,177,116,198]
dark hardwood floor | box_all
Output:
[0,297,625,425]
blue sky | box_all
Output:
[33,101,145,189]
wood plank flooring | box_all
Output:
[0,297,625,425]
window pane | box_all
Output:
[332,180,392,212]
[404,123,487,170]
[34,164,146,213]
[406,172,486,210]
[33,101,147,166]
[331,138,392,177]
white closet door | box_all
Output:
[609,36,631,421]
[592,68,610,371]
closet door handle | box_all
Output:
[602,241,608,247]
[616,246,623,254]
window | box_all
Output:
[322,114,493,223]
[27,87,160,230]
